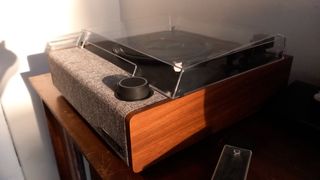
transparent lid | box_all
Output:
[48,6,286,99]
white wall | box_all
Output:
[172,0,320,85]
[0,103,24,180]
[0,0,121,180]
[119,0,320,85]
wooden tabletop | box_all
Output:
[30,73,320,180]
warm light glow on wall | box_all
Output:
[0,0,77,59]
[0,1,113,179]
[0,0,82,108]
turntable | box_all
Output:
[47,27,292,172]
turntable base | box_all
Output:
[127,56,292,172]
[48,46,292,172]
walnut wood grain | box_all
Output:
[127,57,293,172]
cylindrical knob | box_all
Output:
[116,76,151,101]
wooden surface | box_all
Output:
[30,74,136,179]
[127,57,292,172]
[43,105,80,179]
[29,73,320,180]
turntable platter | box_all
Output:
[118,30,240,66]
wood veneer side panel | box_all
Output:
[128,57,292,172]
[202,56,293,131]
[127,90,208,172]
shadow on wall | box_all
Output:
[20,53,52,154]
[20,53,49,99]
[0,41,18,97]
[21,53,49,128]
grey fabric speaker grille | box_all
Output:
[48,47,166,164]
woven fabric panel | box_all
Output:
[48,47,166,163]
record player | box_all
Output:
[47,20,292,172]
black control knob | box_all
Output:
[116,76,151,101]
